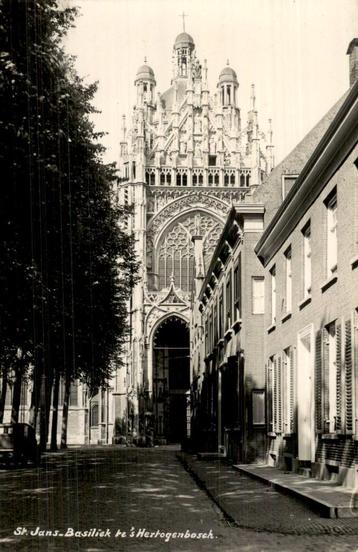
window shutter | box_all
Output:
[322,328,330,432]
[273,358,277,432]
[354,310,358,437]
[289,347,296,433]
[266,363,273,433]
[315,331,323,432]
[336,320,342,431]
[345,318,353,434]
[274,355,283,433]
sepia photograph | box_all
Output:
[0,0,357,550]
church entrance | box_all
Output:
[152,316,190,443]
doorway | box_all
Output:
[152,316,190,443]
[297,325,314,462]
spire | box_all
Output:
[251,84,256,111]
[268,118,273,145]
[121,114,127,142]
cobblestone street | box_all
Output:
[0,447,357,551]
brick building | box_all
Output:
[255,74,358,486]
[191,203,266,462]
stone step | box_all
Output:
[233,464,358,519]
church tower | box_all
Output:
[116,28,274,444]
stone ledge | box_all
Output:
[233,464,357,519]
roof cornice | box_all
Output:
[198,203,265,304]
[255,80,358,266]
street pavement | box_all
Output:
[0,446,356,551]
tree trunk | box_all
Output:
[50,371,60,451]
[11,365,22,424]
[0,369,8,424]
[29,355,43,430]
[40,365,54,451]
[60,371,71,449]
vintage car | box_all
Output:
[0,423,40,467]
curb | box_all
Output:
[177,453,358,536]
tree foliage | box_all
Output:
[0,0,137,447]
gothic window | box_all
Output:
[157,214,224,292]
[158,224,193,291]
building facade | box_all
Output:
[255,77,358,487]
[114,29,273,444]
[191,204,266,462]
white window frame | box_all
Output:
[270,265,276,325]
[283,347,294,434]
[302,222,311,298]
[252,276,264,314]
[281,174,299,200]
[284,247,292,313]
[326,321,337,433]
[326,192,337,277]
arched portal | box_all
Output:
[152,316,190,443]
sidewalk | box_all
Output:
[234,464,357,519]
[177,452,358,535]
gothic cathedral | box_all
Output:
[116,29,273,444]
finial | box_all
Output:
[179,11,188,32]
[226,59,230,66]
[170,273,175,286]
[268,118,273,144]
[144,56,147,64]
[121,114,126,141]
[251,83,256,111]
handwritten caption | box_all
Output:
[14,527,216,542]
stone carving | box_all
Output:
[145,305,190,339]
[147,192,229,235]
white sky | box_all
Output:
[65,0,357,166]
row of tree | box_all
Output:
[0,0,137,450]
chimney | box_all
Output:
[347,38,358,87]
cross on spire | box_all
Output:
[179,11,188,32]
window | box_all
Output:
[219,291,224,339]
[208,155,217,166]
[252,277,264,314]
[284,247,292,313]
[225,274,232,330]
[204,319,209,356]
[213,303,218,345]
[324,321,338,433]
[267,356,282,434]
[270,265,276,325]
[283,347,295,434]
[90,403,99,427]
[302,222,311,298]
[234,257,241,319]
[326,191,337,276]
[20,383,28,406]
[252,390,266,425]
[101,389,106,423]
[69,381,79,407]
[282,175,298,199]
